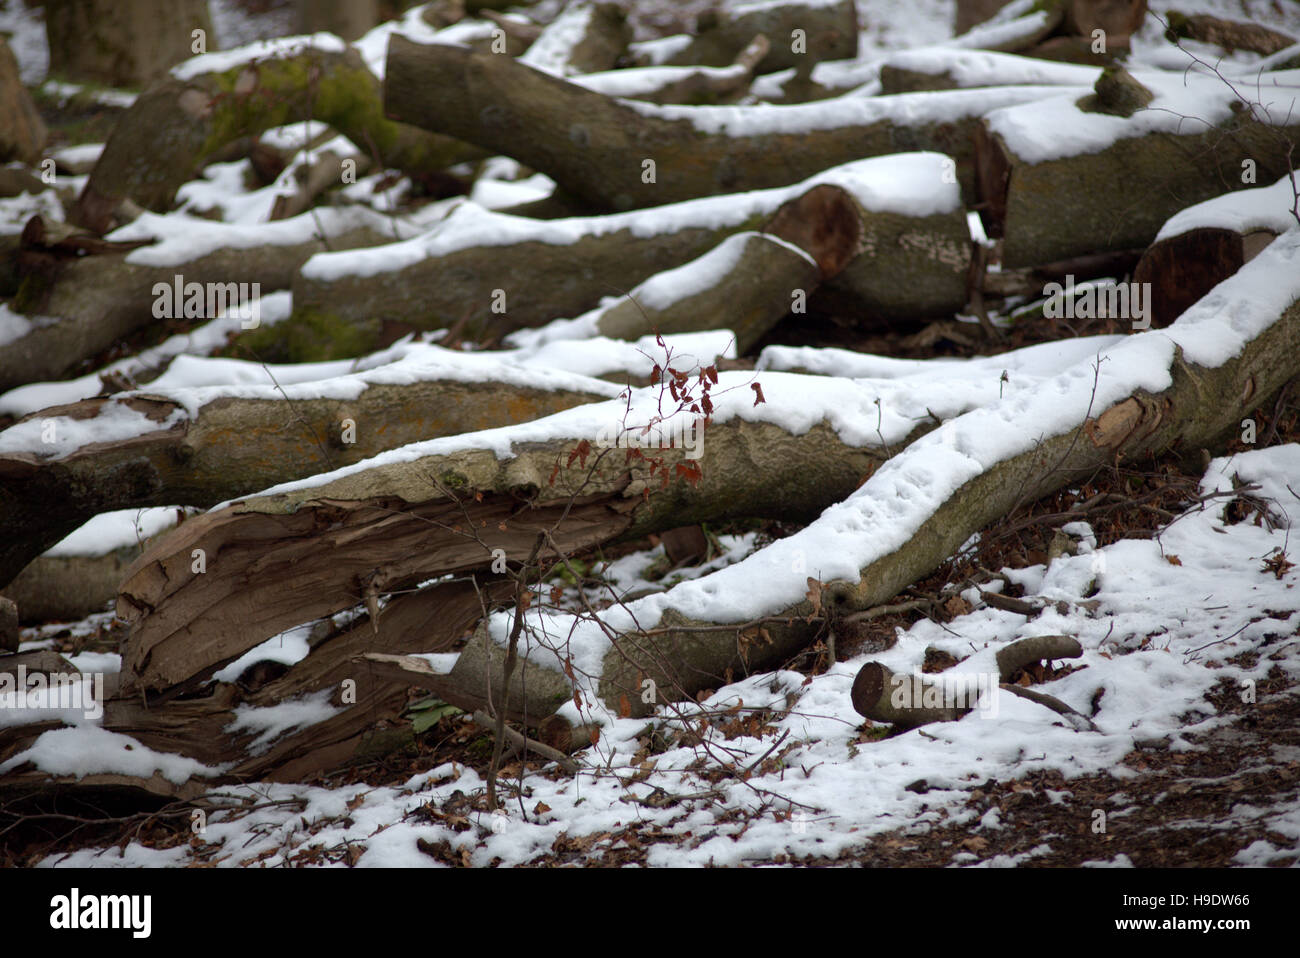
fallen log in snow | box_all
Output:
[293,157,973,341]
[69,35,483,234]
[653,0,858,74]
[112,372,912,699]
[1164,11,1296,57]
[517,0,629,77]
[0,356,615,587]
[2,208,396,392]
[879,47,1099,94]
[383,34,1078,210]
[574,36,769,105]
[975,67,1300,267]
[506,227,1300,723]
[508,231,822,352]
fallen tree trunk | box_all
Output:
[976,69,1300,267]
[383,34,1075,210]
[2,544,151,623]
[1164,11,1296,56]
[293,159,973,341]
[0,368,613,588]
[113,377,913,698]
[879,47,1099,94]
[3,212,392,391]
[574,36,769,105]
[539,229,1300,722]
[69,38,483,234]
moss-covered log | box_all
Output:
[69,38,482,233]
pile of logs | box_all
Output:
[1,0,1298,804]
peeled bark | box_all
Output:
[70,40,482,234]
[0,374,610,589]
[383,35,1063,211]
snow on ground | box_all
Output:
[27,440,1300,867]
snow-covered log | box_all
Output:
[975,68,1300,267]
[879,48,1100,94]
[652,0,858,74]
[0,354,616,587]
[509,231,822,352]
[2,214,392,392]
[517,1,629,77]
[383,34,1076,210]
[573,36,769,105]
[486,228,1300,723]
[292,157,973,341]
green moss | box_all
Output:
[438,470,469,490]
[202,53,396,159]
[226,307,381,363]
[11,271,54,314]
